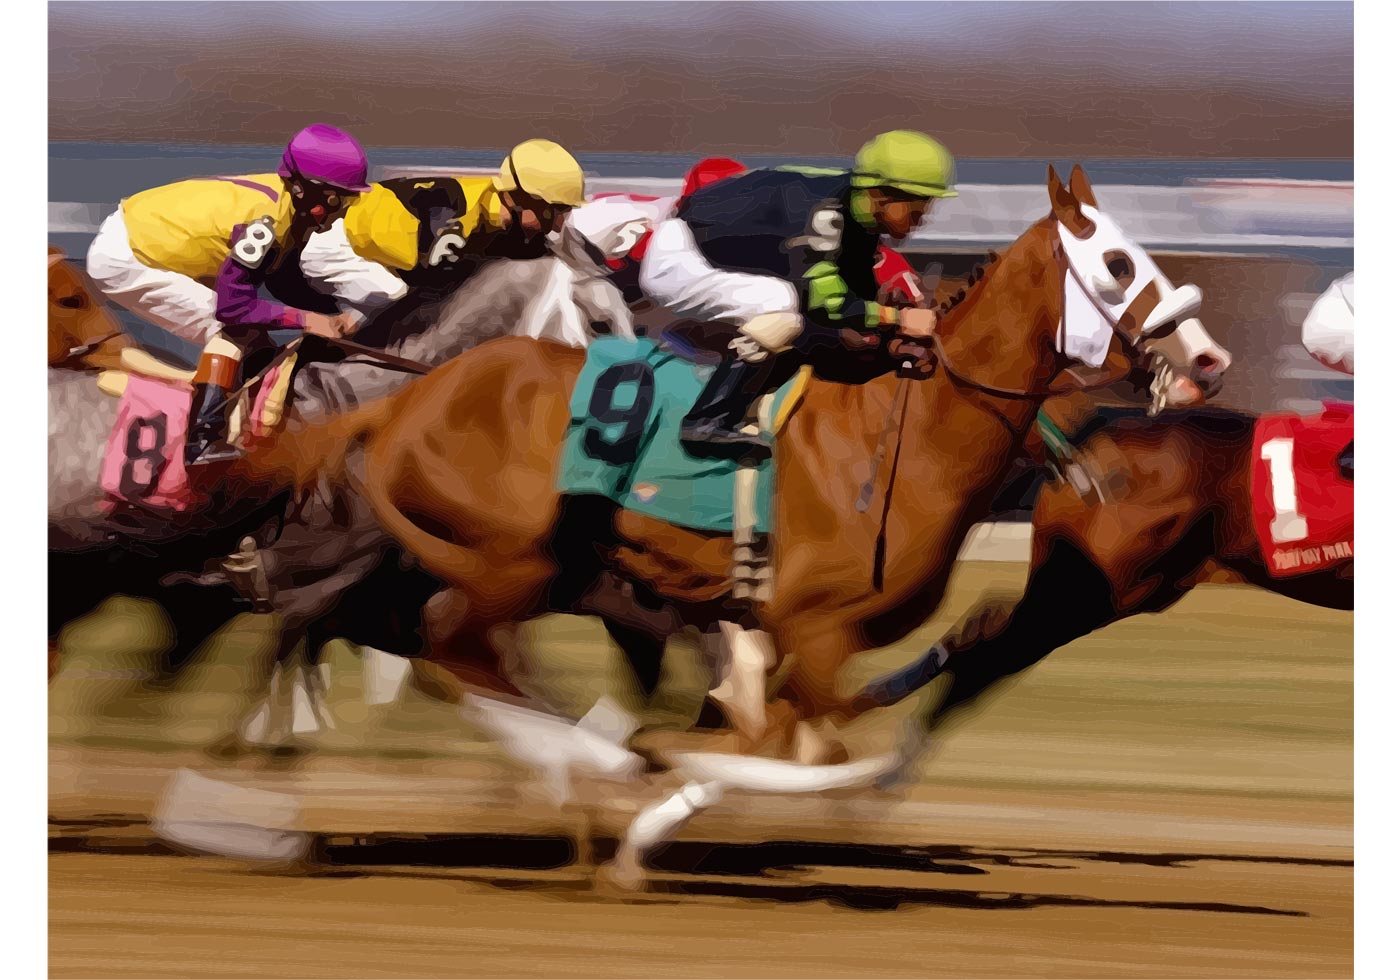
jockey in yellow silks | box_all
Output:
[86,124,372,463]
[300,139,589,311]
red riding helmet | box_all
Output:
[680,157,746,201]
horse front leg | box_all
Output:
[205,620,315,764]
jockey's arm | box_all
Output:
[214,221,311,329]
[1301,272,1354,376]
[803,261,890,337]
[299,219,410,315]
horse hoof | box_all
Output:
[202,735,245,763]
[263,744,311,770]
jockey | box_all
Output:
[637,130,955,454]
[85,124,373,464]
[1301,271,1354,477]
[309,139,588,311]
[567,154,926,311]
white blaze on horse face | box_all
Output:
[1056,204,1229,382]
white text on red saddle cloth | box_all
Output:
[1251,403,1353,578]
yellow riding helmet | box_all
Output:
[493,139,586,208]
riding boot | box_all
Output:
[184,382,237,466]
[680,357,777,458]
[1338,440,1353,481]
[185,336,245,467]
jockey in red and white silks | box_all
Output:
[562,155,926,311]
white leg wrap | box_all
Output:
[361,648,412,706]
[618,780,725,859]
[708,623,774,740]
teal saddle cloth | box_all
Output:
[556,337,806,534]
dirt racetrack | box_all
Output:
[49,562,1353,978]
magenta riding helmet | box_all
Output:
[278,124,371,193]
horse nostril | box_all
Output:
[1194,352,1225,375]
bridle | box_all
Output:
[926,219,1184,418]
[58,329,124,369]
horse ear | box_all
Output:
[1047,165,1080,222]
[1048,164,1096,238]
[1068,164,1098,208]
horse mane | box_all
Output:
[936,250,1000,318]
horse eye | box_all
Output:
[1151,319,1180,338]
[59,294,85,309]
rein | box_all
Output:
[927,237,1142,412]
[857,227,1155,592]
[324,336,434,375]
[62,330,124,365]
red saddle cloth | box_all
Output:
[1250,401,1353,578]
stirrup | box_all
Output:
[221,537,274,613]
[680,420,772,460]
[186,442,243,467]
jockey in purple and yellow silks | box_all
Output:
[86,124,372,464]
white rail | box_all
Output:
[51,172,1354,251]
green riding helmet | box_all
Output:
[851,130,958,199]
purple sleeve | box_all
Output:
[214,223,307,330]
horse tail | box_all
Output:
[234,400,392,496]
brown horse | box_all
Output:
[233,166,1231,761]
[849,399,1352,745]
[48,246,131,371]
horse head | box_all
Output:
[1046,165,1231,408]
[48,246,128,370]
[933,167,1230,413]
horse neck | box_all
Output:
[786,222,1065,607]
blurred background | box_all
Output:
[50,0,1354,412]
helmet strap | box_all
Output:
[850,188,878,231]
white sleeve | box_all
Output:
[299,219,409,315]
[638,218,797,325]
[562,199,657,263]
[1301,272,1354,375]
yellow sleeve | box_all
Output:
[342,186,421,271]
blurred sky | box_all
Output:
[49,1,1354,158]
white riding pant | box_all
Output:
[1301,272,1354,376]
[85,206,222,345]
[638,218,798,327]
[298,218,408,316]
[86,210,408,348]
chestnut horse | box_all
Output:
[850,401,1352,743]
[48,246,131,371]
[235,166,1231,759]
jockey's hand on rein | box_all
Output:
[898,307,937,339]
[303,312,357,340]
